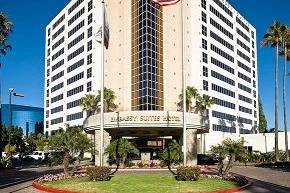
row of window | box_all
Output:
[211,57,234,74]
[51,105,63,114]
[211,70,235,86]
[68,7,85,26]
[52,25,65,40]
[212,110,236,121]
[210,5,233,28]
[67,58,84,73]
[68,20,84,38]
[236,17,249,32]
[210,31,233,51]
[238,117,253,125]
[67,85,83,97]
[213,97,235,109]
[68,33,84,49]
[239,94,252,104]
[67,99,82,109]
[68,46,84,61]
[239,105,252,114]
[210,18,233,39]
[237,39,250,53]
[67,112,83,121]
[51,94,63,103]
[52,48,64,61]
[51,82,64,93]
[211,44,234,63]
[238,60,251,73]
[237,49,250,62]
[237,28,250,42]
[238,72,251,83]
[67,72,84,85]
[68,0,84,14]
[201,0,206,10]
[238,83,251,94]
[52,59,64,72]
[53,14,65,30]
[212,84,235,98]
[51,71,64,82]
[51,117,63,125]
[213,0,233,17]
[52,37,64,51]
[213,124,236,133]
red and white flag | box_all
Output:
[151,0,180,6]
[95,7,110,49]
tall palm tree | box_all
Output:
[97,87,117,112]
[0,12,13,66]
[281,27,290,161]
[195,94,214,116]
[262,21,286,162]
[81,94,98,117]
[177,86,199,112]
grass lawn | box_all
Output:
[44,174,240,193]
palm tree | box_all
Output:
[281,27,290,161]
[177,86,199,112]
[98,87,117,112]
[262,21,286,162]
[0,12,13,63]
[195,94,214,116]
[81,94,98,117]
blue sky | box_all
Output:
[0,0,290,130]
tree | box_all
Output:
[97,87,118,112]
[210,139,247,176]
[177,86,199,112]
[105,138,139,168]
[258,97,268,133]
[0,12,13,65]
[159,140,183,166]
[195,94,214,115]
[280,27,290,161]
[262,21,286,162]
[81,94,98,116]
[49,126,92,176]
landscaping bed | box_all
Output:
[36,174,242,193]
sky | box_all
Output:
[0,0,290,130]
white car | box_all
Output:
[26,151,47,160]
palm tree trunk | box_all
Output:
[275,43,279,162]
[283,44,289,161]
[63,150,70,176]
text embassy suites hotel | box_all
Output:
[44,0,258,165]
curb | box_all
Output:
[32,180,252,193]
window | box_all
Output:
[212,97,235,109]
[237,49,250,62]
[67,99,82,109]
[51,94,63,103]
[253,70,256,78]
[88,13,93,25]
[67,72,84,85]
[67,46,84,61]
[52,25,65,40]
[211,57,234,74]
[68,7,85,26]
[201,0,206,9]
[47,59,50,67]
[251,31,255,39]
[237,39,250,53]
[253,90,257,98]
[66,112,83,121]
[88,27,92,38]
[47,48,50,57]
[52,48,64,61]
[47,69,50,77]
[51,82,64,93]
[202,52,208,63]
[87,54,92,65]
[212,84,235,98]
[53,14,65,29]
[203,80,208,91]
[87,40,92,51]
[46,100,49,108]
[203,66,208,77]
[51,71,64,82]
[211,44,234,63]
[201,12,207,23]
[238,83,252,93]
[87,81,92,92]
[253,80,256,88]
[202,39,207,50]
[52,37,65,50]
[52,59,64,71]
[210,5,233,28]
[48,28,51,36]
[51,117,63,125]
[239,105,252,114]
[213,124,236,133]
[48,38,51,46]
[238,61,251,73]
[239,94,252,104]
[46,89,49,97]
[68,0,84,14]
[213,0,233,17]
[68,20,84,37]
[202,25,207,36]
[68,33,84,49]
[67,58,84,73]
[51,105,63,114]
[210,31,234,51]
[212,110,236,121]
[87,67,92,78]
[238,117,252,125]
[237,28,250,42]
[46,110,49,118]
[211,70,235,86]
[210,18,233,39]
[236,17,249,32]
[238,72,251,83]
[46,79,50,87]
[88,0,93,11]
[67,85,84,97]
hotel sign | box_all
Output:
[110,115,181,123]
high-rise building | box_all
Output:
[45,0,258,160]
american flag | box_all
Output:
[151,0,180,6]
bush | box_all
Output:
[176,166,201,181]
[86,166,111,181]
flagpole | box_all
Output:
[181,0,187,166]
[100,0,105,167]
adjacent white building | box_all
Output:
[44,0,262,160]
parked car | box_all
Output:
[197,154,218,165]
[25,151,48,160]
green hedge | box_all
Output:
[176,166,201,181]
[86,166,111,181]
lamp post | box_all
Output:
[8,88,24,156]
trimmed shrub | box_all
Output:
[176,166,201,181]
[86,166,111,181]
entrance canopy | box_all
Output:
[84,111,209,137]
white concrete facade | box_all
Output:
[44,0,259,151]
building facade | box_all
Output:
[44,0,259,163]
[0,104,44,136]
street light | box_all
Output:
[8,88,24,156]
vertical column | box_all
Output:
[95,129,110,166]
[186,128,197,166]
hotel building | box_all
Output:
[44,0,259,164]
